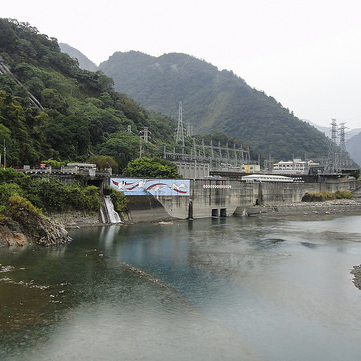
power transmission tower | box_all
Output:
[326,118,342,173]
[330,118,338,144]
[339,122,349,166]
[139,126,151,158]
[140,126,150,143]
[339,122,347,153]
[176,101,185,146]
[186,123,193,137]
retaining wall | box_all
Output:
[153,179,361,220]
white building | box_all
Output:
[272,158,319,175]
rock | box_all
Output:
[0,219,31,246]
[0,214,71,247]
[351,265,361,291]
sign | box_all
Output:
[110,178,190,196]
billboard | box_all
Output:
[110,178,190,196]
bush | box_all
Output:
[124,157,181,178]
[302,191,352,202]
[0,183,24,216]
[335,190,353,199]
[0,183,23,204]
[108,187,128,213]
[4,194,43,222]
[0,168,29,185]
[82,186,102,211]
[41,159,65,169]
[10,176,102,212]
[34,179,68,211]
[87,155,118,173]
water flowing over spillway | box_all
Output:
[102,195,121,223]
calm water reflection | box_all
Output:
[1,215,361,361]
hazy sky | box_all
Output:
[2,0,361,130]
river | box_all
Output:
[1,215,361,361]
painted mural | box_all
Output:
[110,178,190,196]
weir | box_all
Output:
[101,196,121,224]
[111,178,361,221]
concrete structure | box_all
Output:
[125,178,361,220]
[272,158,319,175]
[17,163,111,188]
[175,161,210,179]
[61,163,97,176]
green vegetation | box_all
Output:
[302,190,353,202]
[87,155,117,172]
[123,157,181,178]
[99,51,336,161]
[108,187,128,213]
[0,18,177,171]
[335,190,353,199]
[0,168,102,217]
[2,17,354,172]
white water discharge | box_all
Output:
[103,195,121,223]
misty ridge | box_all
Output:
[60,42,360,165]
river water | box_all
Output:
[1,215,361,361]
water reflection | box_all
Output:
[1,215,361,361]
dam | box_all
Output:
[109,176,361,222]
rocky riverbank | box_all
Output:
[2,198,361,247]
[245,198,361,219]
[0,215,71,247]
[351,265,361,291]
[47,211,103,229]
[49,199,361,228]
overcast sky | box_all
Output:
[2,0,361,130]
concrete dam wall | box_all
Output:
[150,179,361,220]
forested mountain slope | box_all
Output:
[346,132,361,166]
[0,18,177,171]
[59,43,97,72]
[99,51,333,160]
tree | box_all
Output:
[87,155,118,173]
[123,157,181,178]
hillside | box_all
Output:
[59,43,97,72]
[99,51,333,160]
[304,120,361,166]
[346,132,361,166]
[0,18,178,171]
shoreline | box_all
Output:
[50,199,361,229]
[248,198,361,220]
[4,201,361,290]
[49,199,361,292]
[351,265,361,291]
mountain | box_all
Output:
[303,119,360,166]
[59,43,97,71]
[0,18,177,171]
[346,131,361,166]
[304,119,361,140]
[303,119,330,138]
[98,51,333,160]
